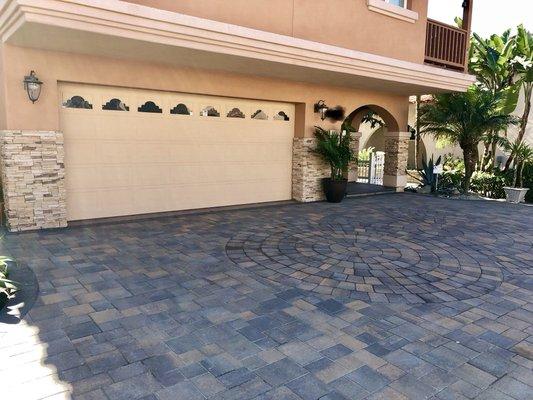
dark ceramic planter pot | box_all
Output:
[323,178,347,203]
[0,293,6,312]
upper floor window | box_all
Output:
[367,0,418,23]
[383,0,406,8]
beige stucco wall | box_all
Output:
[0,45,7,130]
[123,0,428,64]
[1,44,408,137]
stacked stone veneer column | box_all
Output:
[292,138,329,202]
[383,131,410,190]
[348,132,362,182]
[0,131,67,232]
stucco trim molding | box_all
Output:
[384,131,412,139]
[367,0,419,24]
[0,0,474,92]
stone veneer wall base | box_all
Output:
[0,131,67,232]
[292,138,329,202]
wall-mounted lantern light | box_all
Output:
[314,100,329,120]
[23,71,43,103]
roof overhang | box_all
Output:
[0,0,476,94]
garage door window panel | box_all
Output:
[63,95,93,109]
[226,107,245,118]
[170,103,192,115]
[103,98,130,111]
[252,109,268,120]
[274,111,290,121]
[200,106,220,117]
[138,101,163,113]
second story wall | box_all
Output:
[123,0,428,64]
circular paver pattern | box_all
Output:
[226,218,506,303]
[320,209,533,277]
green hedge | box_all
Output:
[438,154,532,202]
[523,163,533,203]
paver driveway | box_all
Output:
[1,194,532,400]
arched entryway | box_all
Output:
[346,104,400,132]
[344,105,409,192]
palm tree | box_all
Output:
[469,25,533,170]
[504,25,533,170]
[469,30,516,169]
[503,140,533,187]
[419,87,517,193]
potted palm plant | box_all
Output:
[314,122,355,203]
[0,257,17,311]
[503,141,532,203]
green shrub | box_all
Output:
[523,163,533,203]
[439,154,464,192]
[358,147,374,162]
[437,154,520,199]
[470,169,514,198]
[407,155,442,192]
[0,257,17,310]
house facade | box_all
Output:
[0,0,475,231]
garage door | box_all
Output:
[59,84,294,221]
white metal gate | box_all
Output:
[369,151,385,185]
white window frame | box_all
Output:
[367,0,418,23]
[383,0,407,9]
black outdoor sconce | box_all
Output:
[314,100,346,122]
[23,70,43,103]
[314,100,329,120]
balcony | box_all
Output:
[425,18,468,71]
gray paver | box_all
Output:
[255,358,307,386]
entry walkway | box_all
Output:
[346,182,394,197]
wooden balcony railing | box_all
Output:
[425,18,468,71]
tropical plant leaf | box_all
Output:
[497,84,521,114]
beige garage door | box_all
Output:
[59,84,294,221]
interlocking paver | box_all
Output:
[255,357,307,386]
[102,372,161,400]
[491,376,532,400]
[286,373,329,400]
[154,381,203,400]
[191,373,225,397]
[468,352,514,378]
[218,367,256,388]
[320,344,353,360]
[252,386,301,400]
[347,365,390,392]
[1,194,531,400]
[329,376,369,400]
